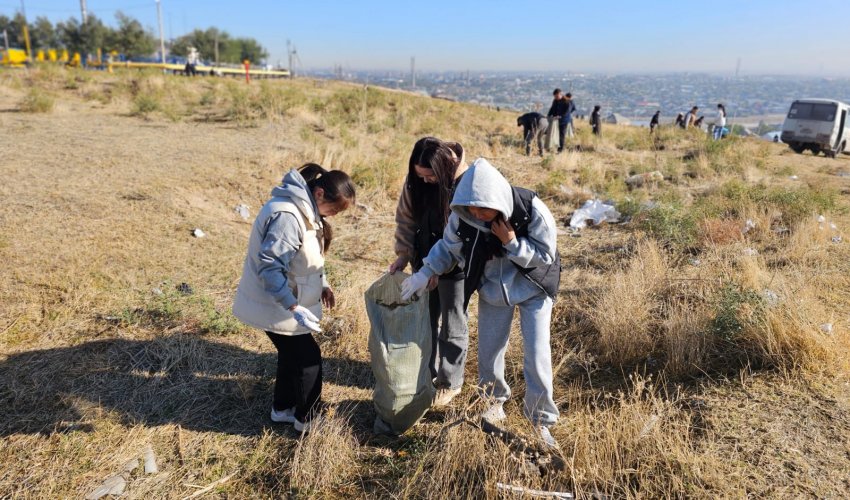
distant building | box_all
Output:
[605,113,631,125]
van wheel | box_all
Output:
[810,146,821,156]
[790,144,805,154]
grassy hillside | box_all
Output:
[1,66,849,498]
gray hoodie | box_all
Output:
[420,159,558,307]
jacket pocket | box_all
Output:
[293,274,323,307]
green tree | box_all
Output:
[29,16,59,50]
[0,13,28,49]
[171,28,227,62]
[106,12,155,58]
[56,15,110,55]
[171,27,267,64]
[230,37,268,63]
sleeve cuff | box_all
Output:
[420,265,436,278]
[281,293,298,310]
[503,237,520,254]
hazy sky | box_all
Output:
[13,0,850,76]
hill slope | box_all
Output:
[1,67,849,498]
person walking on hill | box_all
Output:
[389,137,471,407]
[713,103,727,140]
[650,111,660,134]
[683,106,699,129]
[232,163,356,433]
[517,112,548,156]
[400,160,562,448]
[675,113,685,128]
[590,105,602,136]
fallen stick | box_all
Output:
[181,473,236,500]
[496,482,573,498]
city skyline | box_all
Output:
[10,0,850,77]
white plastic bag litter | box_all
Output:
[569,199,621,229]
[234,204,250,220]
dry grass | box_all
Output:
[1,66,850,498]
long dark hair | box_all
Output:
[717,103,726,117]
[299,163,356,252]
[406,137,464,224]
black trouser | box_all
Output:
[557,121,568,151]
[265,332,322,422]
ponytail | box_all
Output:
[298,163,356,252]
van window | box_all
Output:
[788,102,837,121]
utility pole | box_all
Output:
[2,30,9,54]
[287,40,293,77]
[79,0,88,24]
[410,56,415,88]
[155,0,166,67]
[214,32,219,65]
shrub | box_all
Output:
[635,202,698,250]
[19,88,55,113]
[131,93,161,116]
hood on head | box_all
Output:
[271,169,318,221]
[450,158,513,232]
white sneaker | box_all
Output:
[537,425,559,449]
[481,403,506,423]
[433,387,462,407]
[293,418,314,433]
[270,407,296,424]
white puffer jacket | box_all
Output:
[232,169,324,335]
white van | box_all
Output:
[781,99,850,157]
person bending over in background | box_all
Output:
[517,112,549,156]
[232,163,356,433]
[389,137,471,407]
[401,159,562,448]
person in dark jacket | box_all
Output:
[563,93,577,139]
[675,113,685,128]
[649,111,660,134]
[517,112,549,156]
[544,88,569,152]
[590,105,602,136]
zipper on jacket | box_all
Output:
[465,229,481,279]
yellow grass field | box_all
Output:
[1,66,849,498]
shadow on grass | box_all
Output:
[0,334,370,437]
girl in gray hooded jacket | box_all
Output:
[401,159,561,447]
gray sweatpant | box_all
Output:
[477,293,558,426]
[428,275,469,390]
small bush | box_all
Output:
[131,93,161,116]
[710,283,764,342]
[636,202,698,250]
[19,88,55,113]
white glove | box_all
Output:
[291,305,322,333]
[401,271,430,301]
